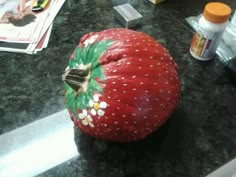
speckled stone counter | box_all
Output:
[1,0,236,176]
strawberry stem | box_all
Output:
[62,64,91,95]
[63,40,114,116]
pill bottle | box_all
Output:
[190,2,231,61]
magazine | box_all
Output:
[0,0,66,54]
[0,23,52,53]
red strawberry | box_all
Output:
[63,28,181,142]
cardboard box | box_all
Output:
[113,3,143,28]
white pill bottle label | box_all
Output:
[190,28,223,60]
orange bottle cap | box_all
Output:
[203,2,231,23]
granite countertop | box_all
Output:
[0,0,236,176]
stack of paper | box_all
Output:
[0,0,66,54]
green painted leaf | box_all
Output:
[92,65,106,81]
[87,40,114,64]
[64,39,114,117]
[66,91,77,116]
[88,79,104,93]
[74,46,84,64]
[69,60,78,68]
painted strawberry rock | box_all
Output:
[62,28,181,142]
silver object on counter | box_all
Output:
[206,158,236,177]
[113,3,143,28]
[0,110,79,177]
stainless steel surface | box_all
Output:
[206,158,236,177]
[0,109,79,177]
[113,3,143,28]
[148,0,166,4]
